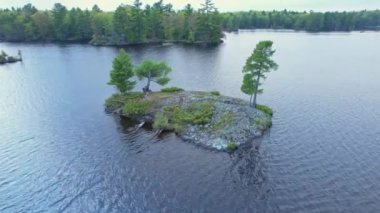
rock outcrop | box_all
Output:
[106,91,272,151]
[0,51,22,65]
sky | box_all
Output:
[1,0,380,12]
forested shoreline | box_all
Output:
[0,0,379,45]
[0,1,223,45]
[222,10,380,32]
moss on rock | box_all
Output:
[105,91,272,151]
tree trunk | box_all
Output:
[18,50,22,61]
[144,71,152,93]
[252,71,261,108]
[250,94,254,107]
[146,77,151,91]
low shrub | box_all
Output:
[172,123,185,134]
[254,116,263,126]
[123,99,153,117]
[124,92,144,100]
[265,116,272,128]
[163,102,214,125]
[153,101,214,133]
[256,104,273,117]
[227,141,237,150]
[161,87,184,93]
[105,92,144,109]
[186,102,214,124]
[153,113,170,130]
[254,115,272,129]
[210,91,221,96]
[105,94,125,109]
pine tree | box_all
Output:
[108,49,136,94]
[135,60,172,93]
[196,0,222,44]
[130,0,146,42]
[241,41,278,107]
[52,3,67,40]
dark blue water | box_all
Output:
[1,31,380,212]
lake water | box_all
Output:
[1,31,380,212]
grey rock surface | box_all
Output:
[109,91,271,151]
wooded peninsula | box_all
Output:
[0,0,379,45]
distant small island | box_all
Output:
[0,50,22,65]
[104,40,278,151]
[106,90,272,151]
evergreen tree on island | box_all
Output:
[135,60,172,93]
[108,49,136,94]
[241,41,278,108]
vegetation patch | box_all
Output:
[254,116,263,126]
[161,87,184,93]
[122,99,153,117]
[210,91,221,96]
[265,117,272,128]
[254,115,272,130]
[213,111,234,131]
[254,104,273,129]
[124,92,145,100]
[153,101,214,133]
[256,104,273,117]
[153,113,171,130]
[227,141,237,151]
[105,92,144,109]
[105,94,125,109]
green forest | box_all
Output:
[0,0,379,45]
[0,0,222,45]
[222,10,380,32]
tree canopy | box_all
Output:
[241,41,278,107]
[222,10,380,32]
[0,0,223,45]
[195,0,222,43]
[1,2,378,44]
[135,60,172,92]
[108,49,136,94]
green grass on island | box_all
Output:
[106,90,274,131]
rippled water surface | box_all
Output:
[1,31,380,212]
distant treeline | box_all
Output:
[0,1,223,45]
[0,2,379,45]
[222,10,380,32]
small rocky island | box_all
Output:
[0,50,22,65]
[105,41,277,151]
[105,89,273,151]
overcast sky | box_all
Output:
[1,0,380,12]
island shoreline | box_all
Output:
[105,91,273,152]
